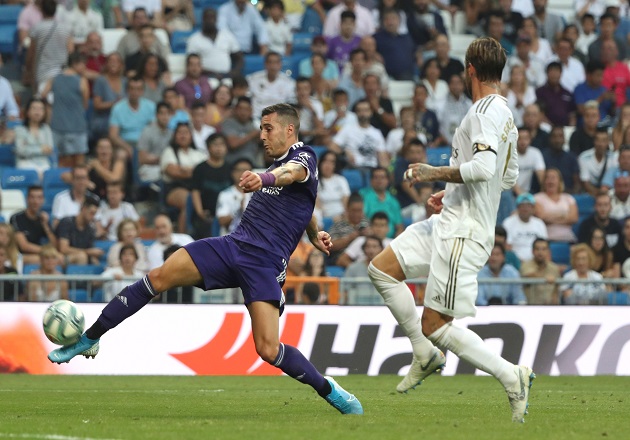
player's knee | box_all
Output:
[148,267,168,293]
[255,340,280,364]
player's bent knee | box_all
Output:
[147,267,169,293]
[255,341,280,364]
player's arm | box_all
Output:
[306,215,333,256]
[239,162,307,192]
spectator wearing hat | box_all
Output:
[502,193,548,263]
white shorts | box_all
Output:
[390,216,488,319]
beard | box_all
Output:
[358,116,371,125]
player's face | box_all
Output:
[260,112,292,158]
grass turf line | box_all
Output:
[0,375,629,440]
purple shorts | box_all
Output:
[184,235,287,312]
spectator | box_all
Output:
[117,8,170,62]
[536,61,576,127]
[576,1,607,21]
[522,103,550,150]
[41,52,89,168]
[27,0,73,93]
[191,133,232,239]
[14,98,53,178]
[385,106,418,159]
[216,158,254,236]
[174,54,212,109]
[579,129,617,197]
[476,243,527,306]
[293,77,326,145]
[10,185,57,265]
[163,87,190,129]
[337,48,367,108]
[329,193,369,264]
[504,65,536,127]
[586,226,616,277]
[542,126,581,193]
[560,244,607,305]
[520,238,560,305]
[549,38,585,94]
[351,36,389,94]
[421,58,448,113]
[515,127,546,195]
[502,192,548,262]
[162,0,194,33]
[328,10,362,73]
[51,165,97,229]
[486,10,514,55]
[495,225,521,270]
[189,102,215,154]
[337,211,392,267]
[343,235,384,305]
[562,24,588,65]
[0,224,21,273]
[373,9,415,81]
[135,53,169,103]
[217,0,269,54]
[601,39,630,110]
[501,35,546,89]
[27,244,67,302]
[92,53,126,144]
[205,84,233,129]
[610,174,630,221]
[265,0,292,56]
[121,1,163,27]
[101,244,144,302]
[323,0,376,38]
[329,99,388,169]
[0,246,22,301]
[95,182,140,242]
[298,36,339,81]
[186,8,243,80]
[87,138,126,201]
[82,32,106,86]
[534,168,579,242]
[532,0,564,43]
[578,193,621,247]
[295,254,326,305]
[109,77,156,161]
[393,138,430,214]
[612,104,630,151]
[17,0,43,53]
[373,0,408,34]
[146,213,194,269]
[92,0,124,29]
[588,12,626,62]
[576,13,598,55]
[106,219,150,273]
[323,88,358,136]
[160,122,207,233]
[411,84,441,146]
[222,96,262,166]
[406,0,447,52]
[359,167,403,238]
[57,0,104,46]
[137,101,173,184]
[0,67,19,144]
[309,53,337,109]
[438,74,472,146]
[603,142,630,189]
[56,195,103,265]
[573,61,615,126]
[427,34,465,83]
[499,0,524,44]
[520,16,553,64]
[247,52,296,118]
[316,151,351,220]
[363,73,396,137]
[462,0,491,37]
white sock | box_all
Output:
[428,322,517,389]
[368,262,435,362]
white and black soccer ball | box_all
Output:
[42,300,85,346]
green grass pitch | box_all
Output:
[0,375,629,440]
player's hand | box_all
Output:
[404,163,435,184]
[239,170,263,193]
[427,190,445,214]
[312,231,333,256]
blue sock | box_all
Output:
[89,276,157,337]
[272,343,332,397]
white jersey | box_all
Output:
[435,94,519,255]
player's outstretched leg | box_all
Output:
[368,258,445,393]
[425,315,535,422]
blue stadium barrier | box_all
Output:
[426,146,451,167]
[0,5,23,23]
[66,265,105,275]
[341,169,365,192]
[607,292,629,305]
[1,168,40,196]
[243,54,265,75]
[326,265,345,277]
[549,242,571,266]
[43,167,71,190]
[171,30,194,54]
[0,5,21,55]
[70,289,89,302]
[573,194,595,216]
[0,146,16,171]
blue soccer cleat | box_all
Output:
[48,334,100,364]
[324,376,364,415]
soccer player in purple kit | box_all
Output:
[48,103,363,416]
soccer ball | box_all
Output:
[43,300,85,346]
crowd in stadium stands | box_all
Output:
[1,0,630,306]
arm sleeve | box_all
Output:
[459,113,500,183]
[501,141,519,190]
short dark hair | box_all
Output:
[495,225,507,239]
[493,242,506,255]
[186,53,200,65]
[546,61,562,73]
[532,237,549,250]
[82,195,100,209]
[191,101,206,112]
[332,88,348,99]
[206,132,227,149]
[127,76,144,88]
[370,166,389,179]
[349,48,366,61]
[581,13,595,23]
[264,51,282,62]
[347,192,363,206]
[600,12,618,24]
[120,243,139,260]
[41,0,57,17]
[231,158,253,172]
[341,10,356,21]
[133,7,147,18]
[296,76,311,85]
[162,87,178,99]
[352,98,371,112]
[302,282,320,303]
[163,244,181,261]
[67,52,86,68]
[27,185,43,196]
[261,103,300,132]
[156,101,171,113]
[267,0,285,10]
[232,75,248,89]
[586,60,604,74]
[370,211,389,223]
[235,95,252,107]
[362,235,383,252]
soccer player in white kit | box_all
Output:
[367,37,535,423]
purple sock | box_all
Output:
[94,276,157,334]
[273,343,331,397]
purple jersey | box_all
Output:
[231,142,318,261]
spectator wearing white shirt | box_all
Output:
[421,58,449,114]
[576,13,598,55]
[265,0,292,56]
[246,51,296,118]
[186,8,243,79]
[502,35,547,89]
[502,193,548,262]
[95,182,140,242]
[146,214,194,269]
[329,99,388,169]
[549,38,585,93]
[57,0,104,46]
[51,165,98,230]
[610,175,630,221]
[437,74,472,146]
[579,130,618,197]
[515,127,546,195]
[116,8,170,62]
[576,0,608,19]
[560,244,607,305]
[189,102,215,155]
[336,212,392,268]
[316,150,351,220]
[216,159,253,236]
[293,77,325,145]
[511,0,534,18]
[323,0,376,38]
[217,0,269,54]
[101,244,145,301]
[521,16,554,64]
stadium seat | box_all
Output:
[171,30,194,54]
[42,168,71,190]
[449,34,476,63]
[426,147,451,167]
[211,217,220,237]
[549,242,571,266]
[0,214,4,223]
[1,168,39,194]
[0,5,22,23]
[66,265,105,275]
[300,6,323,34]
[141,239,155,247]
[94,240,114,258]
[70,289,89,302]
[0,145,15,169]
[326,265,345,277]
[341,169,365,192]
[573,194,595,216]
[440,10,452,36]
[23,264,40,275]
[99,28,127,55]
[243,54,265,75]
[389,80,415,120]
[572,213,590,236]
[311,145,327,158]
[323,217,333,231]
[194,7,203,29]
[0,189,26,220]
[607,292,630,305]
[0,5,21,54]
[292,32,315,58]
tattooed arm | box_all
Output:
[238,162,308,192]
